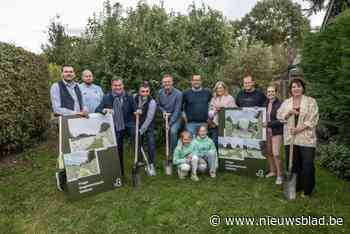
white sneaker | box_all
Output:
[149,164,156,176]
[191,173,199,181]
[177,168,186,179]
[275,176,283,185]
[265,172,276,178]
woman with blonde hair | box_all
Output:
[264,85,283,185]
[208,81,237,148]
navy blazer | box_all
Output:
[95,91,136,127]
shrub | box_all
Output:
[0,43,50,156]
[302,10,350,144]
[48,63,61,86]
[319,142,350,181]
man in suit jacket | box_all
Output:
[96,77,139,176]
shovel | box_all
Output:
[164,113,172,175]
[132,112,141,187]
[283,135,297,200]
[140,146,152,176]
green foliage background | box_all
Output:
[0,43,50,156]
[42,0,308,93]
[0,0,309,156]
[302,10,350,180]
[302,10,350,144]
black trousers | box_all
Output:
[285,145,316,195]
[115,125,135,176]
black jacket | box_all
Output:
[266,98,283,136]
[95,91,136,127]
[236,89,267,107]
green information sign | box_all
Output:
[59,113,122,200]
[218,108,267,177]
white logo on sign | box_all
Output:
[113,178,122,187]
[256,169,264,177]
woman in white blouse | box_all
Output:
[277,78,319,197]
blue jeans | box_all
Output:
[169,119,182,158]
[208,127,219,150]
[186,122,205,138]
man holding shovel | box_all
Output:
[277,78,319,198]
[135,82,157,176]
[158,74,183,174]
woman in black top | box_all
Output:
[264,85,283,185]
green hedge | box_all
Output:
[302,10,350,144]
[0,43,50,156]
[319,142,350,181]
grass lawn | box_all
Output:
[0,139,349,234]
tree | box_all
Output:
[303,0,350,15]
[303,0,327,14]
[41,15,72,65]
[41,0,302,94]
[75,1,232,91]
[223,39,282,90]
[233,0,310,48]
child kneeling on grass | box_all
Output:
[192,125,218,178]
[173,131,202,181]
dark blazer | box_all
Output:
[95,91,136,127]
[266,98,283,136]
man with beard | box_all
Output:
[50,65,88,191]
[236,74,267,107]
[96,77,139,177]
[79,70,104,113]
[135,82,157,176]
[158,74,183,158]
[50,65,88,117]
[182,74,212,137]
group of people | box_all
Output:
[51,64,319,198]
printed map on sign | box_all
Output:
[65,151,101,182]
[218,107,267,177]
[68,113,116,152]
[60,113,122,200]
[223,108,266,140]
[219,137,265,161]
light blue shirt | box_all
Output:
[79,83,104,113]
[50,80,84,116]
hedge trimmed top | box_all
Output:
[0,42,50,156]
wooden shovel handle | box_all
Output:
[288,136,295,173]
[165,114,170,160]
[134,113,140,165]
